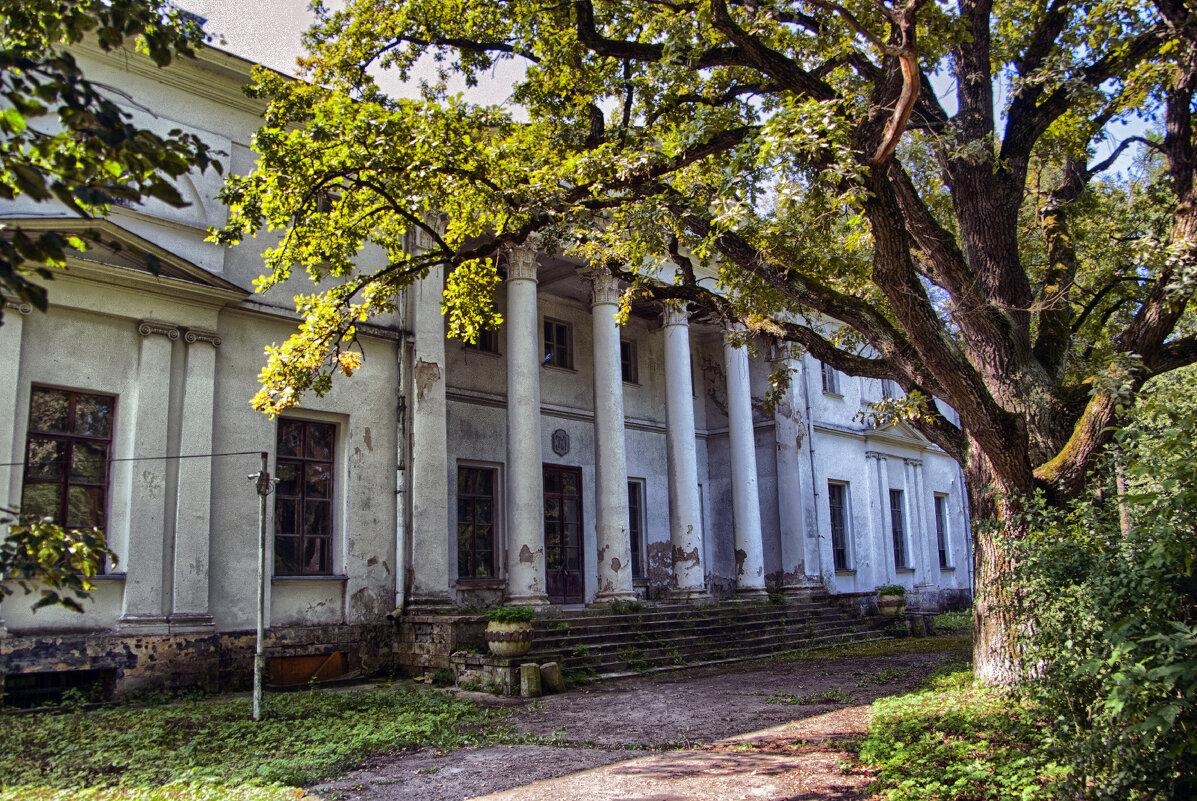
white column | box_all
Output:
[770,343,809,593]
[408,221,451,604]
[909,458,933,580]
[724,331,766,595]
[119,320,177,632]
[662,303,707,599]
[873,451,894,585]
[589,270,634,602]
[0,298,31,637]
[504,243,548,606]
[169,328,220,632]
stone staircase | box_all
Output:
[523,594,895,683]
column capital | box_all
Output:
[2,295,33,316]
[661,300,690,327]
[412,211,448,252]
[903,457,923,468]
[504,242,539,282]
[586,269,621,306]
[137,319,180,340]
[183,328,222,348]
[769,341,799,363]
[865,450,888,462]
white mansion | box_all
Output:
[0,41,971,696]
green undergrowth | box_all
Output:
[782,633,972,661]
[860,668,1065,801]
[0,683,521,799]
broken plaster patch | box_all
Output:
[414,359,442,402]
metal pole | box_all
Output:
[250,451,272,721]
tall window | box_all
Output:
[275,420,335,575]
[821,362,840,394]
[466,328,499,354]
[934,494,950,568]
[22,387,115,532]
[628,480,645,579]
[889,488,907,568]
[827,482,850,570]
[881,379,899,399]
[457,466,497,578]
[620,339,639,384]
[543,318,573,368]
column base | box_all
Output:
[405,594,456,614]
[670,586,712,603]
[502,592,551,608]
[118,615,170,635]
[167,613,215,634]
[592,589,638,605]
[734,586,769,598]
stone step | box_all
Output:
[531,606,848,637]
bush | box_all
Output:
[1001,380,1197,800]
[484,605,536,624]
[876,584,906,596]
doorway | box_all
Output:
[543,465,584,604]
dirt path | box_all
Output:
[310,641,967,801]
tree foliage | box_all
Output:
[0,0,222,324]
[0,506,117,612]
[214,0,1197,679]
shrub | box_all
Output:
[875,584,905,596]
[484,605,536,624]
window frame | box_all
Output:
[456,462,502,581]
[821,361,840,395]
[543,317,574,370]
[889,488,908,569]
[627,478,647,580]
[827,481,852,571]
[465,327,501,355]
[620,339,639,384]
[21,386,116,537]
[273,418,338,577]
[934,493,951,568]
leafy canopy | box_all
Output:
[0,0,223,323]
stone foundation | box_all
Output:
[394,613,487,677]
[449,651,520,695]
[0,623,391,700]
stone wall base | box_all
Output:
[0,623,392,700]
[394,614,486,678]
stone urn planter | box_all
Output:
[876,584,907,616]
[484,605,536,657]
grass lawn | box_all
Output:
[0,683,522,801]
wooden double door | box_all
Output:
[543,465,584,604]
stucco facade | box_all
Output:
[0,43,970,699]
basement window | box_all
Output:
[2,669,114,709]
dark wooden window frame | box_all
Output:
[934,493,951,568]
[627,478,646,579]
[21,386,116,537]
[821,362,840,395]
[465,327,500,355]
[457,464,500,580]
[543,317,573,369]
[827,481,850,571]
[889,488,908,569]
[620,339,639,384]
[274,419,337,577]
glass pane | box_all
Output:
[74,394,114,438]
[306,462,332,499]
[477,550,493,578]
[274,498,298,536]
[477,524,493,558]
[26,438,64,480]
[66,486,104,528]
[566,548,580,570]
[562,472,577,495]
[304,500,330,537]
[71,441,107,483]
[564,499,579,524]
[477,469,492,495]
[277,421,303,457]
[458,543,472,577]
[21,483,61,521]
[306,423,333,460]
[302,536,330,574]
[476,501,491,525]
[276,462,299,497]
[274,536,299,574]
[564,523,580,549]
[546,546,562,569]
[29,388,69,433]
[459,500,474,524]
[544,470,559,495]
[544,497,560,522]
[458,468,470,495]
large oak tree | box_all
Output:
[216,0,1197,681]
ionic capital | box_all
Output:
[865,450,888,462]
[183,328,222,347]
[904,457,923,468]
[2,295,33,316]
[138,320,180,340]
